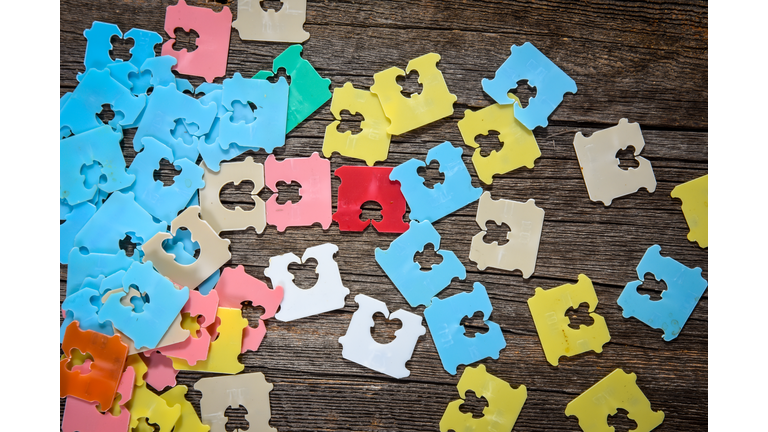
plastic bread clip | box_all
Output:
[527,274,611,366]
[469,192,544,278]
[439,364,527,432]
[339,294,426,379]
[157,290,220,365]
[370,53,457,135]
[233,0,309,42]
[565,369,664,432]
[61,125,135,206]
[482,42,577,130]
[61,366,136,432]
[264,152,332,231]
[333,166,409,233]
[215,265,284,352]
[457,97,540,184]
[265,243,349,322]
[375,220,466,308]
[98,261,190,351]
[573,119,657,206]
[322,82,392,166]
[253,45,331,132]
[219,72,289,153]
[126,137,205,223]
[199,157,266,234]
[170,307,248,374]
[60,202,97,264]
[194,372,277,432]
[423,283,506,375]
[670,174,708,248]
[60,69,147,137]
[142,205,232,290]
[618,245,708,341]
[390,141,482,223]
[126,383,182,432]
[73,191,167,257]
[160,385,210,432]
[60,321,129,409]
[161,0,232,82]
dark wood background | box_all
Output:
[60,0,708,430]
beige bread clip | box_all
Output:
[199,158,266,234]
[194,372,277,432]
[573,118,656,206]
[142,206,232,290]
[469,191,544,278]
[232,0,309,43]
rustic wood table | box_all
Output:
[60,0,708,430]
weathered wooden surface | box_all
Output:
[60,0,707,430]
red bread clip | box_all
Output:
[215,265,284,352]
[333,166,409,233]
[60,321,129,409]
[161,0,232,82]
[156,290,219,365]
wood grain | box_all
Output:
[60,0,707,430]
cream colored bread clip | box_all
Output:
[194,372,277,432]
[469,192,544,278]
[573,118,656,205]
[199,157,266,234]
[232,0,309,43]
[143,205,231,290]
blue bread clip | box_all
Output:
[423,282,506,375]
[482,42,576,130]
[60,202,97,264]
[618,245,708,341]
[375,221,466,307]
[390,142,481,223]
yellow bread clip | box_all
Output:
[370,52,457,135]
[125,353,148,387]
[565,369,664,432]
[458,97,540,184]
[670,174,708,248]
[527,274,611,366]
[439,364,527,432]
[161,385,211,432]
[126,383,181,432]
[170,307,247,374]
[322,82,392,166]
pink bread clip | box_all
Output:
[141,351,179,391]
[156,290,220,365]
[161,0,232,82]
[61,366,136,432]
[265,152,332,232]
[215,265,284,352]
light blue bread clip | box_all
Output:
[253,44,332,133]
[618,244,708,341]
[73,191,168,257]
[98,261,190,350]
[61,69,147,138]
[374,220,466,307]
[481,42,577,130]
[125,137,205,223]
[65,249,134,296]
[79,21,123,81]
[423,282,506,375]
[60,125,135,206]
[194,83,250,171]
[219,72,289,152]
[390,142,482,223]
[133,83,218,162]
[60,202,97,264]
[129,56,192,97]
[162,241,221,296]
[60,286,115,343]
